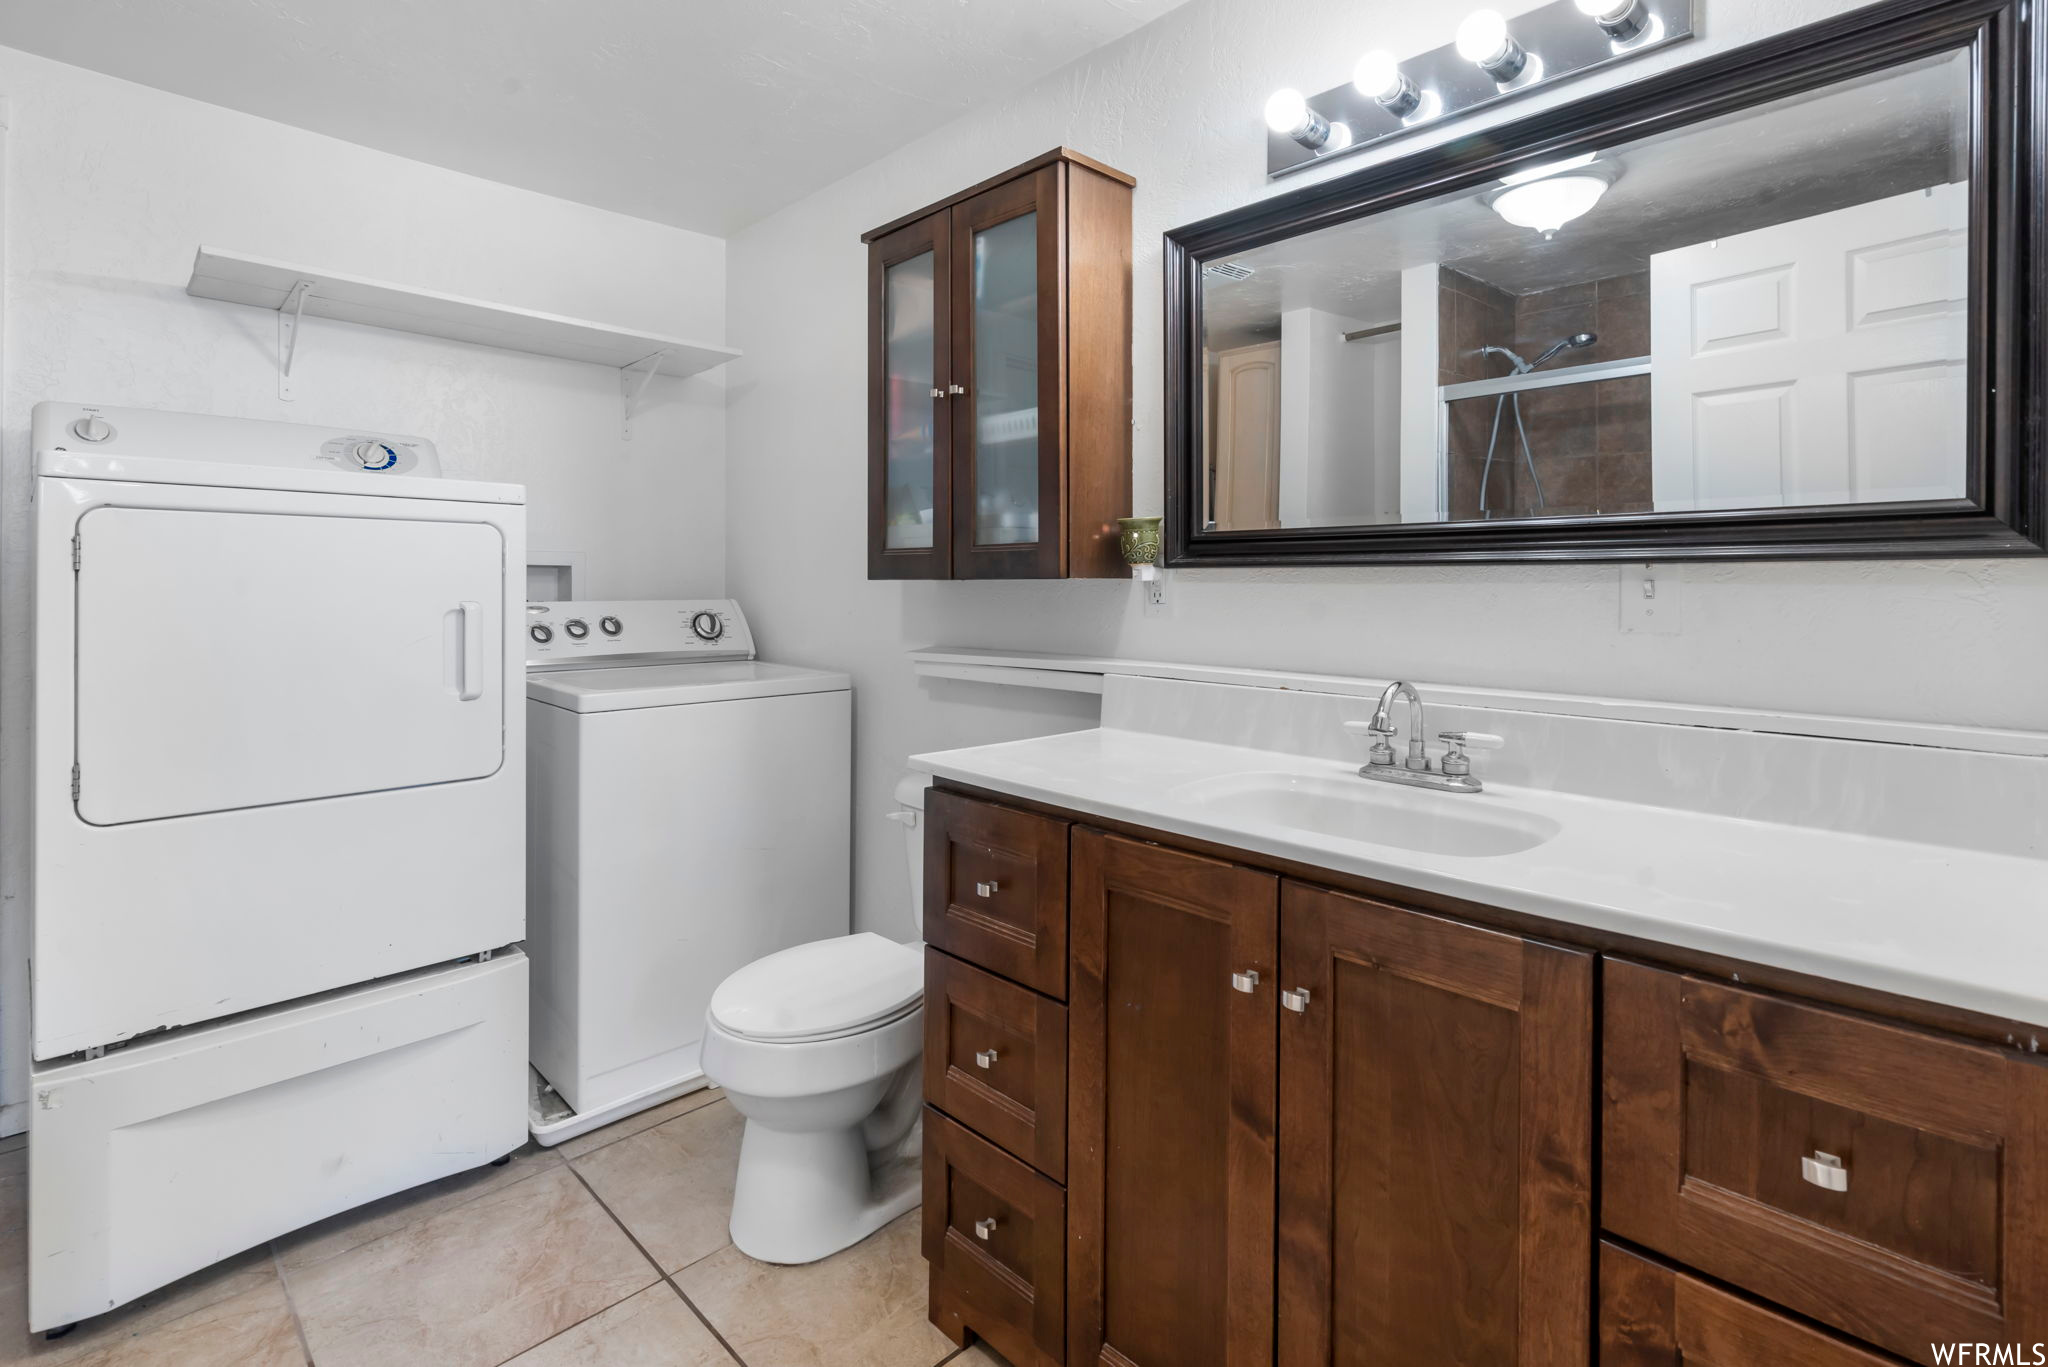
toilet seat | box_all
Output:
[709,932,922,1044]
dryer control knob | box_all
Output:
[564,619,590,640]
[71,415,114,443]
[529,623,553,644]
[599,616,623,637]
[349,441,400,471]
[689,611,723,642]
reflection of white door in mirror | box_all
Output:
[1650,182,1968,512]
[1210,342,1282,530]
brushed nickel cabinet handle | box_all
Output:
[975,880,1000,898]
[1280,988,1311,1013]
[948,383,968,396]
[974,1216,998,1240]
[1801,1151,1849,1192]
[1231,970,1260,994]
[975,1049,999,1069]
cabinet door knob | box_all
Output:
[974,880,1000,898]
[948,383,968,396]
[975,1048,999,1069]
[1280,988,1311,1013]
[929,386,944,399]
[974,1216,998,1240]
[1801,1151,1849,1192]
[1231,970,1260,994]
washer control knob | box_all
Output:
[71,415,115,443]
[529,623,553,644]
[599,615,623,637]
[349,440,400,471]
[689,611,723,642]
[564,618,590,640]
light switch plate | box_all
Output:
[1620,564,1681,635]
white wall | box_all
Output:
[0,48,731,1129]
[725,0,2048,943]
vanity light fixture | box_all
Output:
[1456,10,1531,83]
[1262,0,1693,179]
[1576,0,1653,43]
[1353,50,1426,119]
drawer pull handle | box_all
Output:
[975,880,1001,898]
[1801,1151,1849,1192]
[974,1216,998,1240]
[975,1049,999,1069]
[1280,988,1311,1013]
[1231,970,1260,994]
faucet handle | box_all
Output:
[1342,719,1397,767]
[1437,731,1504,750]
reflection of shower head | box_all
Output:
[1531,331,1596,369]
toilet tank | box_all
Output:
[893,773,932,935]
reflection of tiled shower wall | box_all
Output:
[1440,267,1652,520]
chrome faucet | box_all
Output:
[1341,681,1503,795]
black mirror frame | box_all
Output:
[1163,0,2046,565]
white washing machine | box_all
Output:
[524,600,851,1145]
[27,402,528,1333]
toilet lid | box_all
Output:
[710,933,923,1042]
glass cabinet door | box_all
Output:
[952,168,1062,577]
[868,214,951,578]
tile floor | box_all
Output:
[0,1095,1009,1367]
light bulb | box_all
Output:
[1575,0,1650,41]
[1352,50,1422,118]
[1263,87,1333,150]
[1264,88,1308,134]
[1456,9,1529,81]
[1491,174,1608,237]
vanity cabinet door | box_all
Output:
[1275,881,1593,1367]
[1600,1242,1900,1367]
[868,210,953,580]
[1603,960,2048,1366]
[1068,831,1279,1367]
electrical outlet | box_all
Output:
[1620,564,1680,634]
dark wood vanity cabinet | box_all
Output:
[864,149,1133,581]
[920,783,2048,1367]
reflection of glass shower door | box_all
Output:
[869,214,951,579]
[953,168,1060,578]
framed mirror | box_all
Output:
[1164,0,2047,564]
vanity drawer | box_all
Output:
[924,1108,1066,1367]
[1603,960,2048,1365]
[1600,1242,1898,1367]
[925,950,1067,1180]
[925,790,1069,998]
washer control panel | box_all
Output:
[525,600,754,668]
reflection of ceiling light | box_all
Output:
[1491,175,1608,237]
[1263,87,1334,151]
[1456,10,1528,83]
[1575,0,1651,42]
[1204,261,1254,281]
[1500,151,1598,186]
[1353,50,1423,119]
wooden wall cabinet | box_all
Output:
[865,149,1133,580]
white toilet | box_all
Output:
[700,774,931,1264]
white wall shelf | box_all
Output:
[186,246,739,432]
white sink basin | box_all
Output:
[1170,771,1560,858]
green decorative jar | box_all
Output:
[1117,515,1164,568]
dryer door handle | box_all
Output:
[457,602,484,701]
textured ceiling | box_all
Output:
[0,0,1194,236]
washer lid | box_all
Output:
[710,933,923,1042]
[525,661,849,712]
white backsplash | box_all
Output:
[1104,675,2048,860]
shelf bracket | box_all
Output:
[621,349,672,440]
[277,278,317,401]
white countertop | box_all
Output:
[912,727,2048,1032]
